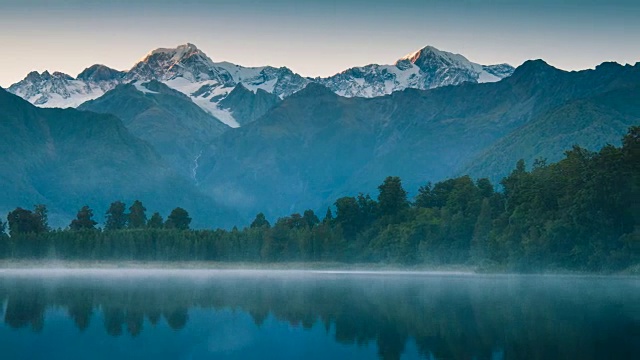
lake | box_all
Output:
[0,269,638,359]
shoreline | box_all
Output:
[0,260,475,273]
[0,260,636,277]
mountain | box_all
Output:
[6,44,638,227]
[8,43,512,127]
[0,86,233,228]
[127,43,309,98]
[77,64,125,82]
[8,67,122,108]
[194,61,640,221]
[9,43,310,128]
[465,76,640,182]
[216,84,281,126]
[316,46,514,97]
[78,80,229,178]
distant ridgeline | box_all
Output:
[0,128,638,272]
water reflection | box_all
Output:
[0,271,638,359]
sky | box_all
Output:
[0,0,639,87]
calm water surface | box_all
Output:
[0,269,638,360]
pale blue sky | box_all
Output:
[1,0,639,86]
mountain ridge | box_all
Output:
[193,60,640,222]
[3,49,639,227]
[78,80,230,178]
[0,85,237,227]
[8,43,514,127]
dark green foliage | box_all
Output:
[69,206,97,231]
[166,207,191,230]
[105,201,127,231]
[0,129,637,271]
[276,214,305,229]
[476,178,494,198]
[334,197,362,239]
[302,210,320,228]
[147,212,164,229]
[624,127,640,231]
[7,207,47,236]
[33,204,49,233]
[377,176,408,218]
[250,213,270,229]
[128,200,147,229]
[323,208,333,223]
[471,198,492,261]
[356,194,378,226]
[414,183,434,208]
[7,208,34,236]
[0,221,6,257]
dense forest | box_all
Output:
[0,127,638,272]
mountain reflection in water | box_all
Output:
[0,270,638,360]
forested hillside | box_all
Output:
[196,61,640,221]
[1,128,637,272]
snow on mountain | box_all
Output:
[131,80,160,95]
[127,43,233,84]
[317,46,514,97]
[8,68,122,108]
[125,43,309,127]
[214,62,309,97]
[8,43,514,126]
[315,63,424,98]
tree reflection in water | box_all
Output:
[0,273,638,360]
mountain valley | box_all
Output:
[1,44,638,226]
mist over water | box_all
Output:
[0,270,638,359]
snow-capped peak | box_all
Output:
[317,45,515,98]
[398,45,483,73]
[24,70,73,81]
[399,45,444,63]
[128,43,225,83]
[141,43,212,65]
[8,67,119,108]
[8,42,514,126]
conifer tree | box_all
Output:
[33,204,49,233]
[69,206,98,231]
[377,176,408,217]
[166,207,191,230]
[471,198,492,261]
[105,201,128,231]
[147,212,164,229]
[302,210,320,228]
[323,208,333,223]
[250,213,270,228]
[128,200,147,229]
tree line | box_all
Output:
[0,127,638,272]
[1,201,192,235]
